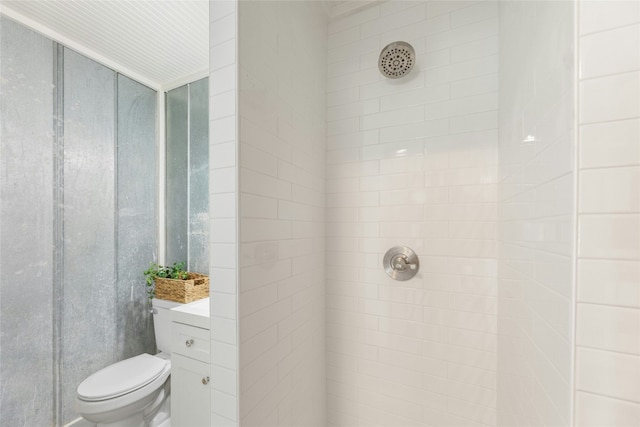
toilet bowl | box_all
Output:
[75,299,182,427]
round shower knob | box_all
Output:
[383,246,420,281]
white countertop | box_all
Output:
[170,297,210,329]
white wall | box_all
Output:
[209,1,328,425]
[497,0,576,425]
[237,1,327,426]
[575,1,640,425]
[326,2,499,426]
[209,1,240,425]
[498,1,640,425]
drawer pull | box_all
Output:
[202,376,210,385]
[185,339,194,347]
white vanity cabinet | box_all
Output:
[170,299,211,427]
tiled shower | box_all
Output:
[325,2,500,425]
[1,0,638,426]
[209,1,639,426]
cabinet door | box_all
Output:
[171,353,211,427]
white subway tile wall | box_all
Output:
[497,0,575,425]
[237,1,327,426]
[210,1,239,426]
[576,1,640,425]
[326,2,499,426]
[208,2,640,426]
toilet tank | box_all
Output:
[152,298,183,353]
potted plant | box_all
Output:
[144,261,209,305]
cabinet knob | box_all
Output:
[202,376,210,385]
[185,339,194,347]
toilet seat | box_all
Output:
[78,353,168,402]
[75,353,171,424]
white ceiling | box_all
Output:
[0,1,378,90]
[0,0,210,90]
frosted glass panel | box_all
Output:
[166,80,209,273]
[116,74,157,357]
[1,19,158,425]
[188,78,209,274]
[166,85,189,264]
[0,16,55,426]
[62,47,116,421]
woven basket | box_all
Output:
[154,272,209,303]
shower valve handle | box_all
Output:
[392,254,417,270]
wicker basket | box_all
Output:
[154,272,209,303]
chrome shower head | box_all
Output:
[378,41,415,79]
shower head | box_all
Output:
[378,41,415,79]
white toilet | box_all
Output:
[75,298,182,427]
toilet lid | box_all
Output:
[77,353,167,401]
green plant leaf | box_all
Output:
[143,261,189,305]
